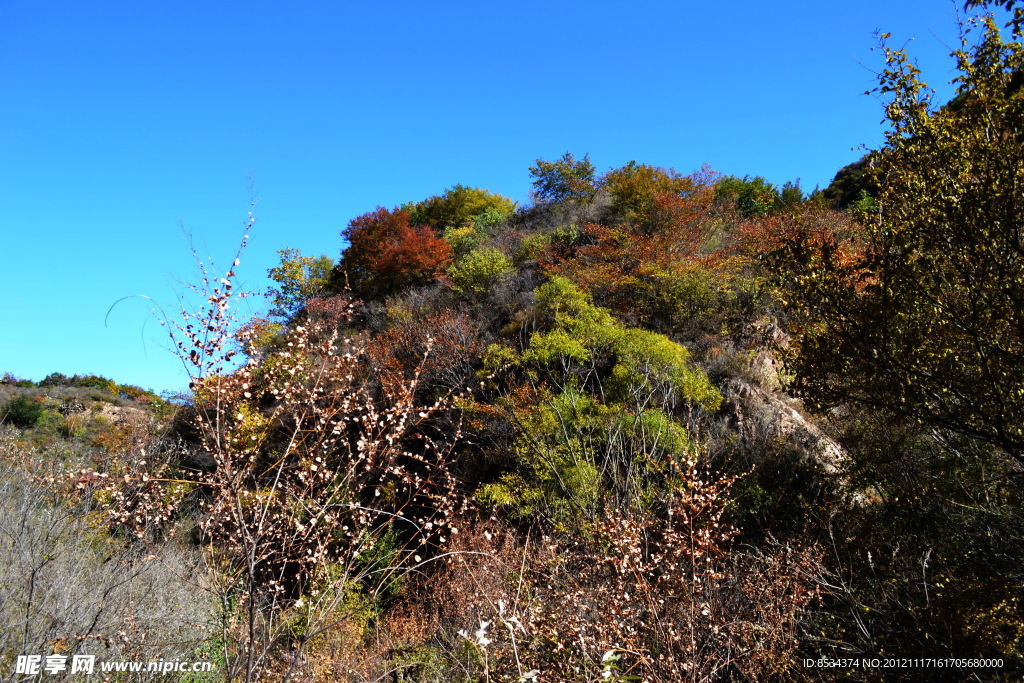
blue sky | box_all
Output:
[1,0,996,394]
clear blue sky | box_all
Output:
[0,0,997,395]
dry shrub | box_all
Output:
[428,519,524,631]
[72,218,468,681]
[518,457,820,682]
[375,517,533,682]
[81,312,466,680]
[366,309,483,393]
[0,429,213,677]
[382,463,821,683]
[300,293,361,331]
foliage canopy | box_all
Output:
[407,184,517,231]
[267,248,334,319]
[528,151,597,203]
[773,16,1024,464]
[339,206,453,295]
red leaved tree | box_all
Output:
[339,207,453,295]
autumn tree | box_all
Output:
[338,206,453,295]
[540,176,756,335]
[772,16,1024,463]
[601,161,698,228]
[966,0,1024,32]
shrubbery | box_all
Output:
[8,9,1022,678]
[2,394,44,428]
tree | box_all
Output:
[478,277,721,526]
[407,185,517,232]
[821,154,876,209]
[540,177,753,335]
[446,247,513,294]
[267,248,334,319]
[2,395,44,428]
[715,175,793,217]
[338,206,453,295]
[601,161,698,228]
[772,16,1024,464]
[528,152,597,203]
[965,0,1024,33]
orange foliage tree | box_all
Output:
[601,161,704,228]
[338,207,453,295]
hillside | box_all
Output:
[3,12,1023,682]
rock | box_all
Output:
[721,377,846,475]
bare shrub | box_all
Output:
[515,457,820,682]
[382,461,821,683]
[0,430,213,679]
[80,216,468,681]
[366,309,483,393]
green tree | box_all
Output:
[267,248,334,319]
[528,151,597,203]
[479,277,721,526]
[779,180,804,209]
[821,154,876,209]
[715,175,785,216]
[446,247,513,293]
[523,277,721,411]
[407,185,517,232]
[2,395,44,428]
[772,17,1024,464]
[38,372,71,388]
